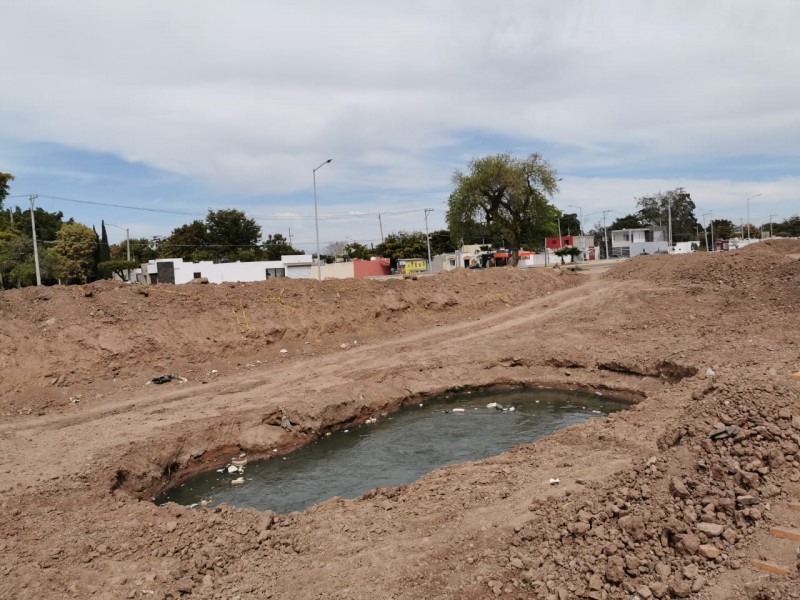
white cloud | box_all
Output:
[1,0,798,242]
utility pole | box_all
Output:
[602,209,612,260]
[288,227,293,246]
[424,209,433,272]
[769,214,777,238]
[29,194,42,286]
[667,196,673,252]
[557,217,562,247]
[377,213,384,244]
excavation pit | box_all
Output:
[156,387,627,512]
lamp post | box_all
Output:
[699,210,711,251]
[769,214,777,238]
[313,159,333,281]
[106,222,131,281]
[568,204,584,236]
[746,194,762,240]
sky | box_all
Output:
[1,0,798,252]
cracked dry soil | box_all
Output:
[1,239,800,599]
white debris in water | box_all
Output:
[227,465,239,474]
[452,408,466,413]
[419,403,424,407]
[595,391,603,396]
[486,402,498,409]
[231,477,245,485]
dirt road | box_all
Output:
[1,241,799,599]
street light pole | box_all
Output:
[746,194,762,240]
[312,159,333,281]
[769,214,777,238]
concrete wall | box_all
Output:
[353,258,391,278]
[139,256,312,284]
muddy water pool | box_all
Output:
[157,388,627,512]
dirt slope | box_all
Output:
[1,242,799,600]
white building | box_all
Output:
[136,255,313,285]
[611,227,668,257]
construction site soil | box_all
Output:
[2,239,800,599]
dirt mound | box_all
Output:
[1,250,799,600]
[606,239,800,303]
[0,267,578,417]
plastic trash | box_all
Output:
[231,477,245,485]
[227,465,239,474]
[549,477,560,485]
[706,367,716,377]
[152,374,174,384]
[452,408,466,413]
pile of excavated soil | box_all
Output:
[0,267,579,418]
[1,241,799,600]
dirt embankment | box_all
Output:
[0,267,579,418]
[1,241,800,600]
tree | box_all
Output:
[111,237,159,264]
[773,215,800,237]
[558,213,582,236]
[610,213,645,231]
[158,220,211,261]
[325,240,348,258]
[554,246,582,264]
[710,219,736,241]
[158,210,263,262]
[447,153,560,265]
[343,241,370,260]
[0,172,13,210]
[5,206,66,241]
[52,222,97,284]
[206,209,261,260]
[97,259,139,280]
[263,233,302,260]
[374,231,428,266]
[428,229,455,256]
[636,188,698,243]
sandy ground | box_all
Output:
[1,240,800,599]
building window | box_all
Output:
[193,272,202,279]
[266,268,286,279]
[645,230,654,242]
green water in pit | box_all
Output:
[156,388,627,513]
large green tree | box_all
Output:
[158,209,263,262]
[158,220,211,261]
[772,215,800,237]
[263,233,302,260]
[447,153,560,265]
[710,218,736,241]
[428,229,455,255]
[52,222,97,284]
[374,231,428,267]
[0,172,13,210]
[610,213,645,231]
[206,209,261,258]
[636,188,698,243]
